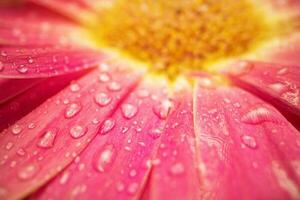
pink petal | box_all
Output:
[194,79,300,199]
[0,71,87,132]
[27,0,101,22]
[29,79,169,200]
[0,3,90,46]
[227,61,300,128]
[0,45,108,78]
[0,64,143,199]
[142,87,202,199]
[0,78,42,104]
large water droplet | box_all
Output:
[65,103,82,119]
[94,92,112,106]
[121,103,138,119]
[268,82,286,93]
[37,129,57,148]
[241,135,257,149]
[11,124,23,135]
[5,142,14,150]
[153,99,173,119]
[277,67,288,75]
[241,106,276,124]
[231,61,253,76]
[100,119,115,134]
[169,162,185,175]
[17,164,39,180]
[94,145,116,172]
[70,125,87,139]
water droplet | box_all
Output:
[16,66,28,74]
[27,122,36,129]
[70,82,80,92]
[37,129,57,148]
[64,103,81,118]
[169,162,185,175]
[121,104,138,119]
[268,82,286,93]
[5,142,14,150]
[277,67,288,75]
[94,145,116,172]
[98,73,111,82]
[231,61,253,76]
[94,92,112,106]
[129,169,137,177]
[17,164,39,180]
[70,125,87,139]
[148,127,163,139]
[28,57,34,64]
[59,172,70,185]
[100,119,115,134]
[241,106,276,124]
[241,135,257,149]
[107,81,121,91]
[16,148,26,156]
[153,99,173,119]
[116,182,125,192]
[127,182,138,195]
[11,124,23,135]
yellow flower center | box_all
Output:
[91,0,281,78]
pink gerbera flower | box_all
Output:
[0,0,300,199]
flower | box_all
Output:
[0,0,300,199]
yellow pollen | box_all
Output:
[92,0,279,78]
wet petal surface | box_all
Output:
[0,63,143,199]
[227,61,300,127]
[29,78,169,200]
[0,45,107,78]
[194,79,300,199]
[0,3,90,46]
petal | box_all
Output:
[227,61,300,128]
[142,82,202,200]
[0,71,87,132]
[0,45,107,78]
[29,77,169,199]
[0,78,42,104]
[0,3,91,46]
[26,0,102,22]
[194,79,300,199]
[0,64,143,200]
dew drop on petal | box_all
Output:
[153,99,173,119]
[148,127,163,139]
[16,66,28,74]
[107,81,121,91]
[70,125,87,139]
[241,135,257,149]
[37,129,57,148]
[268,82,286,93]
[64,103,82,119]
[116,182,125,192]
[100,119,115,134]
[231,60,253,76]
[17,164,39,180]
[94,92,112,106]
[127,182,139,195]
[129,169,137,177]
[11,124,23,135]
[5,142,14,150]
[28,57,34,64]
[70,82,80,92]
[169,162,185,176]
[277,67,288,75]
[98,72,111,82]
[241,106,276,124]
[121,103,138,119]
[94,145,116,172]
